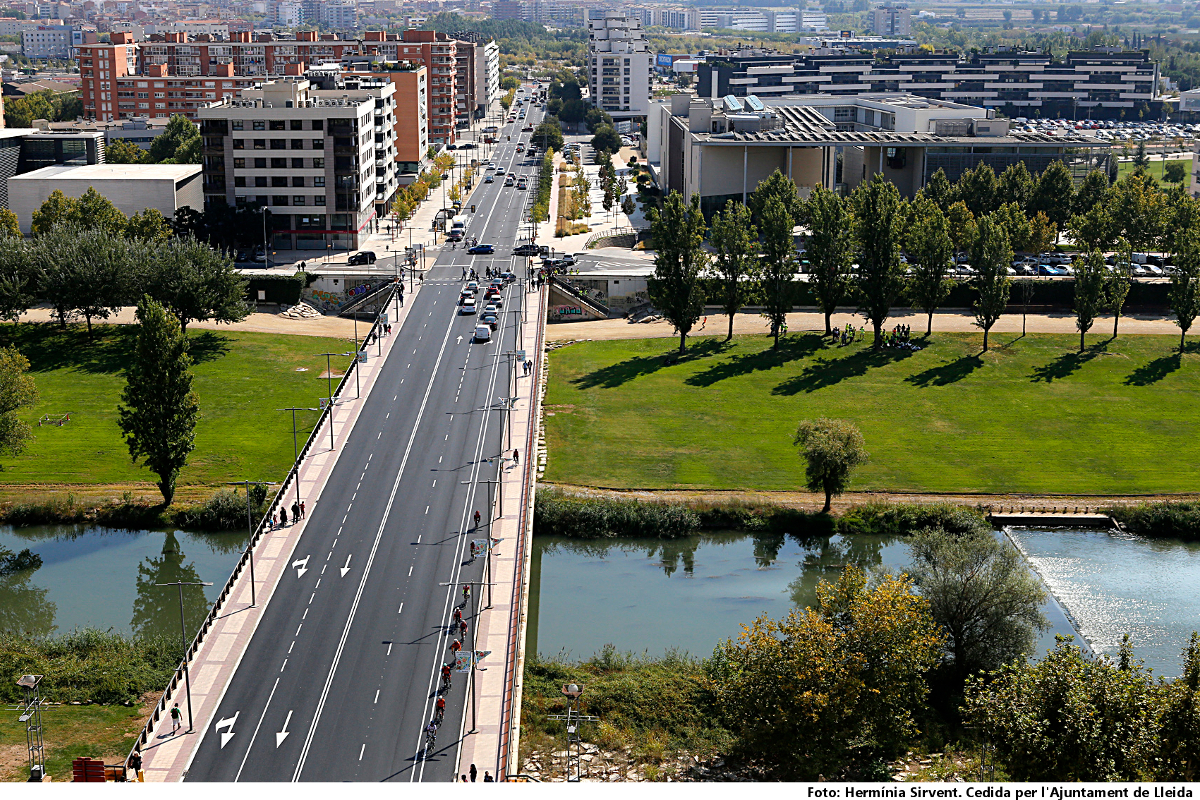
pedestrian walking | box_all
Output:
[270,511,277,530]
[513,448,519,466]
[291,500,300,522]
[461,267,467,280]
[127,748,143,782]
[280,507,288,526]
[470,764,478,782]
[170,703,182,734]
[300,501,306,519]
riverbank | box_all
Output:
[0,487,266,531]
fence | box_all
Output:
[125,286,398,772]
[548,277,610,317]
[583,225,646,250]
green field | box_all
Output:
[4,324,350,491]
[544,332,1200,495]
[1115,157,1189,183]
[0,702,145,781]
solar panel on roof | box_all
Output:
[745,95,765,112]
[722,95,743,112]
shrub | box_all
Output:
[173,489,256,531]
[838,502,991,537]
[1109,502,1200,541]
[534,489,700,539]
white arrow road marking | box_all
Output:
[292,555,310,579]
[456,335,463,344]
[340,554,352,578]
[215,712,239,749]
[276,710,293,748]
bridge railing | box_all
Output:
[126,286,398,769]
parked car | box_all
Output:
[348,251,377,265]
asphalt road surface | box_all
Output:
[184,98,546,783]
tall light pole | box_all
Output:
[279,406,318,510]
[316,352,349,448]
[155,578,213,735]
[227,480,276,608]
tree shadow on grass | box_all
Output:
[771,346,916,396]
[186,330,233,365]
[1029,348,1102,383]
[905,355,984,388]
[17,323,138,375]
[570,338,729,390]
[685,333,824,388]
[1125,353,1182,386]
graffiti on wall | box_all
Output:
[551,305,584,318]
[302,282,384,313]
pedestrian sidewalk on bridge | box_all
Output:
[136,287,421,783]
[453,277,548,783]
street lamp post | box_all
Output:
[154,579,213,735]
[227,480,276,607]
[278,407,318,511]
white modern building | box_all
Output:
[588,10,653,120]
[7,163,201,233]
[21,24,84,59]
[197,77,397,251]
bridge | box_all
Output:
[131,104,550,783]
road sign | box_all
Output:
[516,350,525,361]
[358,352,368,364]
[472,539,488,558]
[455,651,472,673]
[318,397,328,410]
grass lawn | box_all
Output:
[1115,157,1189,183]
[1,323,351,491]
[0,702,146,781]
[543,331,1200,495]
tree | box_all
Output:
[1072,250,1108,351]
[117,296,200,505]
[946,201,977,255]
[70,186,127,235]
[1169,229,1200,352]
[558,98,586,124]
[969,214,1013,352]
[620,195,635,217]
[708,200,759,341]
[3,91,54,128]
[30,189,77,236]
[1069,205,1117,252]
[1166,160,1188,185]
[126,208,173,243]
[708,567,942,779]
[1026,211,1057,258]
[993,201,1031,253]
[804,185,854,336]
[0,347,38,459]
[963,637,1161,781]
[907,526,1046,682]
[1111,173,1167,255]
[922,168,957,213]
[793,418,868,513]
[1108,240,1133,339]
[583,106,612,134]
[144,235,249,335]
[105,138,148,164]
[533,117,564,152]
[590,125,621,154]
[852,174,906,349]
[1166,192,1200,257]
[1132,139,1151,174]
[148,114,201,164]
[1073,168,1111,217]
[1158,632,1200,781]
[0,208,18,240]
[758,196,797,349]
[747,170,803,230]
[997,162,1034,212]
[956,163,998,216]
[0,238,33,324]
[647,192,707,353]
[906,195,955,336]
[1031,160,1075,237]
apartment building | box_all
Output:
[452,32,499,122]
[388,30,457,144]
[696,47,1162,120]
[197,76,397,250]
[871,6,911,37]
[588,10,652,120]
[328,59,428,178]
[21,24,84,59]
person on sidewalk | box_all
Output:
[280,507,288,526]
[470,764,478,782]
[483,772,494,782]
[127,748,143,782]
[513,449,519,466]
[170,702,182,734]
[292,501,300,523]
[300,501,306,519]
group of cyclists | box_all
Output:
[423,579,477,757]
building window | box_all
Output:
[291,139,304,150]
[270,120,286,130]
[311,120,323,130]
[314,195,326,205]
[312,139,324,150]
[233,158,245,168]
[291,120,304,130]
[253,120,266,131]
[234,176,246,187]
[293,195,306,206]
[254,176,267,187]
[233,139,245,149]
[313,158,324,169]
[254,158,267,168]
[292,176,305,187]
[314,176,325,187]
[272,195,289,206]
[272,176,288,187]
[270,139,286,150]
[253,139,266,150]
[292,158,304,169]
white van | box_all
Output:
[474,323,492,342]
[451,214,469,232]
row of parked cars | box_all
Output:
[797,250,1176,278]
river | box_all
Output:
[0,524,248,641]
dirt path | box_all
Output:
[544,483,1197,513]
[547,310,1184,342]
[18,307,359,338]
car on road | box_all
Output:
[474,323,492,342]
[516,177,528,190]
[522,125,533,132]
[347,251,377,265]
[485,175,494,183]
[460,298,477,315]
[505,176,515,187]
[467,243,495,254]
[486,162,496,170]
[481,311,499,330]
[513,244,539,256]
